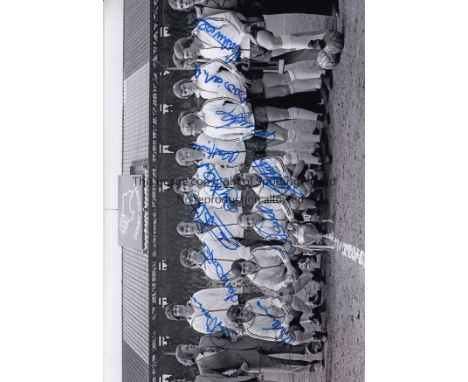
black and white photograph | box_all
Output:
[5,1,468,382]
[108,1,364,382]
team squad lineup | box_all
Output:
[154,1,350,381]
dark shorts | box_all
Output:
[249,30,272,63]
[245,115,269,152]
[245,136,269,152]
[244,149,266,168]
[246,79,264,101]
[238,70,263,102]
[252,105,268,123]
[243,70,263,81]
[238,0,334,17]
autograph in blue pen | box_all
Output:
[253,159,306,197]
[253,130,276,140]
[201,242,238,303]
[193,64,248,104]
[192,203,241,250]
[191,295,237,340]
[198,163,229,187]
[256,299,294,347]
[197,163,239,212]
[194,65,224,85]
[255,204,290,242]
[193,18,241,63]
[215,109,255,129]
[191,143,241,164]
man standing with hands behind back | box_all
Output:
[175,334,324,382]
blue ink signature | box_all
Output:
[191,143,241,164]
[198,163,239,212]
[197,163,229,187]
[252,159,306,197]
[253,130,276,140]
[215,109,255,129]
[193,64,248,104]
[193,65,224,86]
[255,299,294,347]
[191,295,237,340]
[202,242,238,302]
[255,204,290,242]
[193,18,241,63]
[224,82,248,104]
[192,203,241,250]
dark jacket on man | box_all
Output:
[196,335,310,378]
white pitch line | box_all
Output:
[332,238,365,267]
